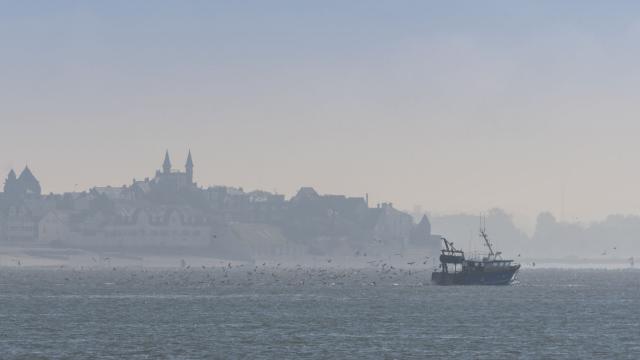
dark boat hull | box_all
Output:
[431,266,519,285]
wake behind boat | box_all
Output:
[431,226,520,285]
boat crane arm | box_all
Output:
[441,237,464,255]
[442,237,448,252]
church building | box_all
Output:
[3,166,42,198]
[151,150,196,193]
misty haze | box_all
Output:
[2,2,640,359]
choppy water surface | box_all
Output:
[1,267,639,359]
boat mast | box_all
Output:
[480,217,495,257]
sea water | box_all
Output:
[0,267,639,359]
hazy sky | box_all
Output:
[3,1,640,228]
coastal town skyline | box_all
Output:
[5,150,640,261]
[1,148,438,260]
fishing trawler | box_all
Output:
[431,227,520,285]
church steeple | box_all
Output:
[17,166,41,196]
[185,150,194,184]
[4,169,17,194]
[162,150,172,174]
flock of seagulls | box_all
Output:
[0,259,441,289]
[1,245,636,283]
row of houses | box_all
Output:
[0,204,211,248]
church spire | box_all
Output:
[185,150,194,184]
[186,150,193,168]
[162,150,172,174]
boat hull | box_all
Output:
[431,266,520,285]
